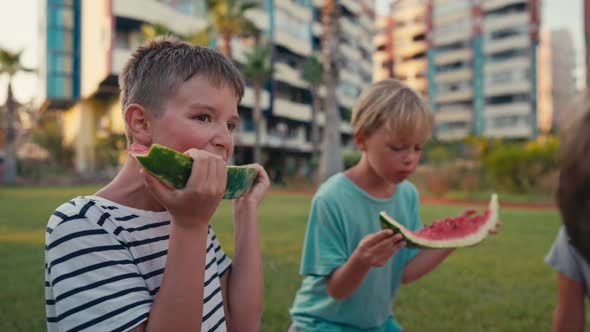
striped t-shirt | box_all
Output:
[45,196,231,332]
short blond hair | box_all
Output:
[351,79,434,143]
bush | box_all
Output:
[483,138,558,193]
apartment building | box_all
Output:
[39,0,373,175]
[537,29,578,133]
[377,0,540,141]
[374,0,428,97]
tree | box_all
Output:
[206,0,260,58]
[242,44,273,164]
[319,1,343,182]
[301,56,323,164]
[140,22,211,46]
[0,48,34,185]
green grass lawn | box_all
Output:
[0,185,585,331]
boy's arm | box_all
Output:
[326,230,406,300]
[401,248,454,284]
[135,149,227,331]
[132,223,210,331]
[221,164,269,332]
[553,272,585,332]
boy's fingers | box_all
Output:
[365,229,395,246]
[372,233,403,252]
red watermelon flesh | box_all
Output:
[380,194,499,248]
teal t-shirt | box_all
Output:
[289,173,423,332]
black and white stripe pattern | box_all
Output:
[45,196,231,332]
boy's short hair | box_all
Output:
[351,78,434,143]
[119,36,245,143]
[557,98,590,262]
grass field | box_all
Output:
[0,185,585,331]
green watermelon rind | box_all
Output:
[134,144,258,200]
[379,194,499,249]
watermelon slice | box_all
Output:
[129,143,258,199]
[379,194,499,248]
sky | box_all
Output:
[0,0,586,104]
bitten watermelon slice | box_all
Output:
[129,143,258,199]
[379,194,499,248]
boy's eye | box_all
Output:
[194,114,211,122]
[414,146,423,151]
[227,122,237,132]
[389,145,405,152]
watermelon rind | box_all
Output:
[133,144,257,200]
[379,194,499,249]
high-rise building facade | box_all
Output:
[39,0,373,175]
[376,0,541,141]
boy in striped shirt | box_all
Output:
[45,36,269,332]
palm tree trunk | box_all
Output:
[220,34,232,58]
[311,87,320,162]
[3,81,17,185]
[319,0,343,182]
[253,81,262,164]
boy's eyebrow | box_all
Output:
[189,103,240,123]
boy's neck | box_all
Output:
[94,158,166,212]
[344,158,397,199]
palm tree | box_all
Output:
[242,44,273,164]
[319,0,343,182]
[206,0,260,58]
[141,22,211,46]
[301,56,323,165]
[0,48,34,185]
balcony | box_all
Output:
[241,86,271,110]
[275,62,308,89]
[434,48,472,65]
[485,124,532,139]
[341,0,362,15]
[433,8,471,26]
[433,30,471,47]
[340,17,361,40]
[374,33,389,47]
[337,89,357,109]
[114,0,206,35]
[275,30,312,57]
[273,97,312,122]
[485,57,530,74]
[485,80,531,97]
[275,0,312,22]
[340,43,362,61]
[435,68,472,84]
[436,128,471,141]
[483,12,529,32]
[484,102,530,118]
[435,88,473,104]
[397,41,428,59]
[483,0,527,12]
[435,107,473,123]
[111,47,132,75]
[244,8,270,32]
[484,35,530,54]
[394,57,427,75]
[394,22,427,39]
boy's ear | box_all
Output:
[354,130,367,151]
[124,104,152,145]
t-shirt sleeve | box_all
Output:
[402,187,423,265]
[545,227,584,282]
[300,195,348,276]
[45,208,152,332]
[209,225,232,276]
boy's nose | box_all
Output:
[212,123,233,150]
